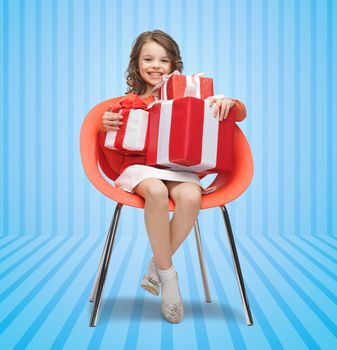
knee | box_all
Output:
[144,181,169,204]
[174,187,202,209]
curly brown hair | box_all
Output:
[125,30,184,95]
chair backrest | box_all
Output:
[80,99,254,210]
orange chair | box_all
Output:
[80,98,254,327]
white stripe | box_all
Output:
[104,130,117,150]
[162,84,168,100]
[195,76,201,98]
[123,109,149,151]
[184,76,201,98]
[157,101,173,165]
[184,101,218,171]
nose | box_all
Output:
[151,60,161,69]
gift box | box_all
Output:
[146,97,235,174]
[104,95,149,154]
[157,72,214,100]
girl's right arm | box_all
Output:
[99,111,123,132]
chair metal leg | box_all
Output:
[220,205,254,326]
[89,203,122,327]
[194,220,212,303]
[89,227,110,303]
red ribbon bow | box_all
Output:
[108,94,148,113]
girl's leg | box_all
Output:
[165,181,202,254]
[134,178,172,270]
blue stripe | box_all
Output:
[68,0,74,236]
[230,0,236,230]
[328,236,337,243]
[246,0,252,237]
[84,0,90,236]
[51,0,58,236]
[230,0,235,95]
[50,234,133,350]
[0,236,37,264]
[165,0,171,33]
[252,236,337,336]
[0,235,22,251]
[277,236,337,289]
[35,0,41,236]
[50,270,97,350]
[161,319,173,350]
[213,232,283,349]
[0,236,53,279]
[310,0,317,237]
[0,237,69,303]
[0,236,82,332]
[313,235,337,252]
[197,0,203,71]
[2,0,9,237]
[183,240,210,349]
[296,235,337,265]
[278,0,285,237]
[244,285,283,349]
[262,0,268,236]
[236,239,320,349]
[283,237,337,284]
[214,0,219,91]
[116,0,122,93]
[87,229,140,348]
[100,0,106,238]
[181,0,187,75]
[12,236,100,349]
[133,0,138,34]
[202,239,247,349]
[294,0,300,237]
[326,0,333,236]
[123,243,151,349]
[19,0,25,236]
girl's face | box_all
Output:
[138,41,172,94]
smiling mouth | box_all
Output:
[148,73,162,78]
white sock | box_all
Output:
[147,257,159,281]
[157,265,182,304]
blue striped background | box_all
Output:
[1,0,337,349]
[1,0,336,238]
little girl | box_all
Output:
[99,30,246,323]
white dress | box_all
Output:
[115,164,216,194]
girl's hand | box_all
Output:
[208,97,236,121]
[100,110,123,132]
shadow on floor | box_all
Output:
[94,296,244,323]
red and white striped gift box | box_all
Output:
[146,97,235,174]
[104,108,149,155]
[159,73,214,100]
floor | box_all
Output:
[1,231,337,349]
